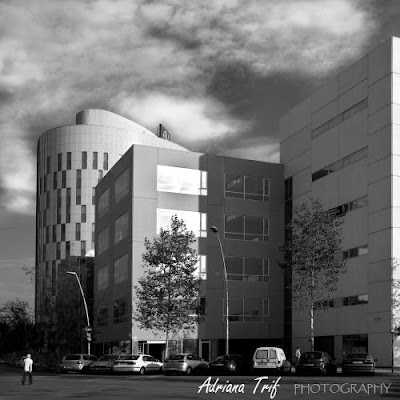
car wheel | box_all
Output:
[139,367,145,375]
[186,367,192,376]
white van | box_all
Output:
[252,347,291,374]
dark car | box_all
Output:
[296,351,337,375]
[342,353,376,375]
[209,354,252,375]
[88,354,119,373]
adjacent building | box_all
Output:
[93,144,284,360]
[280,36,400,366]
[35,109,188,346]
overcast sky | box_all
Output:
[0,0,399,309]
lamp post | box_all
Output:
[66,271,91,354]
[210,226,229,356]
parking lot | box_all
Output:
[1,364,400,400]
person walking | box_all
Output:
[295,347,301,366]
[21,354,33,385]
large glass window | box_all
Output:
[115,169,129,204]
[114,212,129,244]
[157,165,207,196]
[98,227,109,254]
[93,152,98,169]
[225,257,269,281]
[225,174,269,201]
[113,298,127,324]
[157,208,207,237]
[98,188,110,219]
[225,215,269,241]
[98,265,109,291]
[114,254,129,284]
[224,297,269,322]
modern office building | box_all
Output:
[93,144,284,360]
[280,36,400,366]
[35,109,188,343]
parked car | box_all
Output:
[209,354,252,375]
[58,354,98,373]
[163,353,209,375]
[112,354,162,375]
[342,353,376,375]
[88,354,119,373]
[252,347,291,374]
[296,351,337,375]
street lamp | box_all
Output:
[210,226,229,356]
[66,271,91,354]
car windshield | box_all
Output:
[346,353,369,359]
[65,355,81,360]
[255,350,269,359]
[167,355,185,361]
[301,352,322,359]
[119,355,139,360]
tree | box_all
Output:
[0,298,36,351]
[280,198,346,351]
[133,215,202,359]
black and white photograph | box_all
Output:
[1,0,400,398]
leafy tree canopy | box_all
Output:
[133,215,202,344]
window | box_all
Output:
[58,153,62,171]
[98,170,103,182]
[312,147,367,182]
[47,156,51,174]
[114,212,129,244]
[225,215,269,241]
[53,172,57,189]
[98,265,109,291]
[103,152,109,170]
[52,225,57,243]
[226,257,269,281]
[92,187,95,205]
[81,240,86,257]
[61,224,65,241]
[312,99,368,139]
[113,298,127,324]
[82,151,87,169]
[92,223,95,244]
[76,187,81,205]
[114,254,128,284]
[343,294,368,306]
[76,170,81,188]
[98,227,109,254]
[224,297,269,322]
[93,152,98,169]
[343,245,368,260]
[66,241,70,257]
[196,255,207,280]
[157,166,207,196]
[76,223,81,241]
[97,306,109,327]
[81,205,87,223]
[56,242,61,259]
[98,188,110,218]
[115,169,129,203]
[225,174,269,201]
[157,208,207,237]
[62,171,66,188]
[67,152,71,170]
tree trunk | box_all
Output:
[310,304,315,351]
[165,327,169,361]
